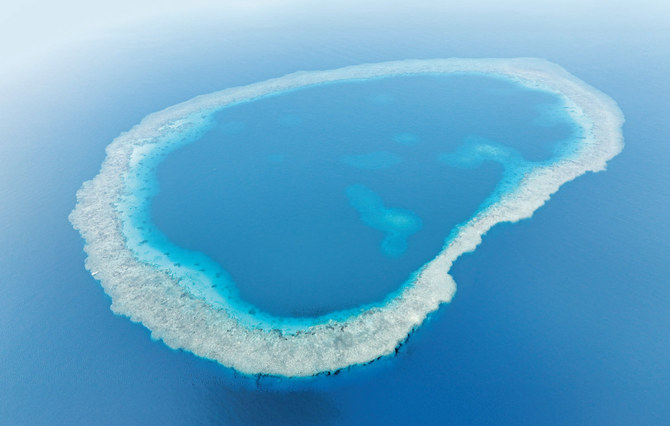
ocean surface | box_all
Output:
[1,11,669,425]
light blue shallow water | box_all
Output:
[1,15,669,425]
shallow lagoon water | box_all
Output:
[153,74,575,318]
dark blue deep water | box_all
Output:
[1,13,669,425]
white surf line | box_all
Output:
[69,58,624,377]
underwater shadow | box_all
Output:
[201,377,342,425]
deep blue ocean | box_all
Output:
[1,12,669,425]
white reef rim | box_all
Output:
[69,58,624,377]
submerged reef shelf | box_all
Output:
[69,58,624,377]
